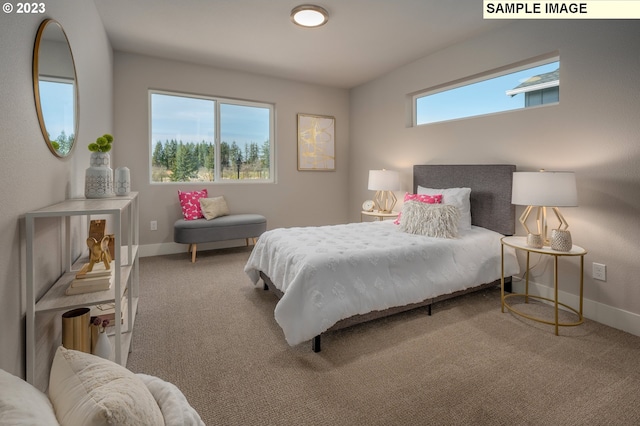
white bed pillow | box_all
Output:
[48,346,164,426]
[0,368,60,425]
[399,201,459,238]
[418,186,471,231]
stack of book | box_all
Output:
[65,262,113,295]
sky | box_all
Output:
[39,80,74,140]
[416,61,559,125]
[150,93,270,150]
[41,63,557,146]
[149,62,558,140]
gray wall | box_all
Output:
[0,0,113,375]
[349,20,640,331]
[112,52,350,256]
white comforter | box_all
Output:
[244,221,520,346]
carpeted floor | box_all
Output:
[126,246,640,425]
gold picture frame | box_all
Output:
[297,113,335,171]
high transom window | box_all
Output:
[414,57,559,126]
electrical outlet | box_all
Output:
[593,263,606,281]
[150,220,157,231]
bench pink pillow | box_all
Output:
[178,189,208,220]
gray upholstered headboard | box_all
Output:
[413,164,516,236]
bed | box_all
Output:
[244,164,521,351]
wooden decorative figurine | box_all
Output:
[86,235,111,272]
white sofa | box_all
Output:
[0,346,204,426]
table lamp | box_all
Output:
[511,170,577,250]
[368,169,400,213]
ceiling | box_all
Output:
[94,0,511,89]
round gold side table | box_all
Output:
[500,236,587,335]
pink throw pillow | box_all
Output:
[394,193,442,224]
[178,189,208,220]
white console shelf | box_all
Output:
[25,193,139,386]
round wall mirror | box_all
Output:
[33,19,78,158]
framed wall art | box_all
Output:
[297,113,335,171]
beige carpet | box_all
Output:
[127,246,640,425]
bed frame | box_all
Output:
[261,164,516,352]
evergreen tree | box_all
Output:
[186,142,198,173]
[204,142,215,180]
[165,139,178,171]
[248,142,259,164]
[152,141,165,167]
[260,140,270,169]
[171,142,198,181]
[230,141,241,165]
[220,141,230,168]
[54,130,74,155]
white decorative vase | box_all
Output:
[85,152,114,198]
[93,330,112,359]
[115,166,131,196]
[551,229,572,251]
[526,233,544,249]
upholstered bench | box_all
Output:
[174,214,267,262]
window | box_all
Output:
[414,58,559,125]
[150,91,274,183]
[39,77,75,153]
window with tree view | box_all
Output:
[150,91,274,183]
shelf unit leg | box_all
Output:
[554,256,559,336]
[500,243,505,313]
[26,216,35,384]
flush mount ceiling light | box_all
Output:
[291,4,329,28]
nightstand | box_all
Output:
[361,210,398,221]
[500,236,587,335]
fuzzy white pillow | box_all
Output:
[417,186,471,231]
[48,346,164,426]
[0,368,60,425]
[399,201,459,238]
[199,196,230,220]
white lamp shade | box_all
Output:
[368,170,400,191]
[512,171,577,207]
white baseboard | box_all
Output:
[512,279,640,338]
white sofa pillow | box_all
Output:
[418,186,472,231]
[0,368,60,425]
[48,346,164,426]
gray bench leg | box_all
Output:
[185,236,259,263]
